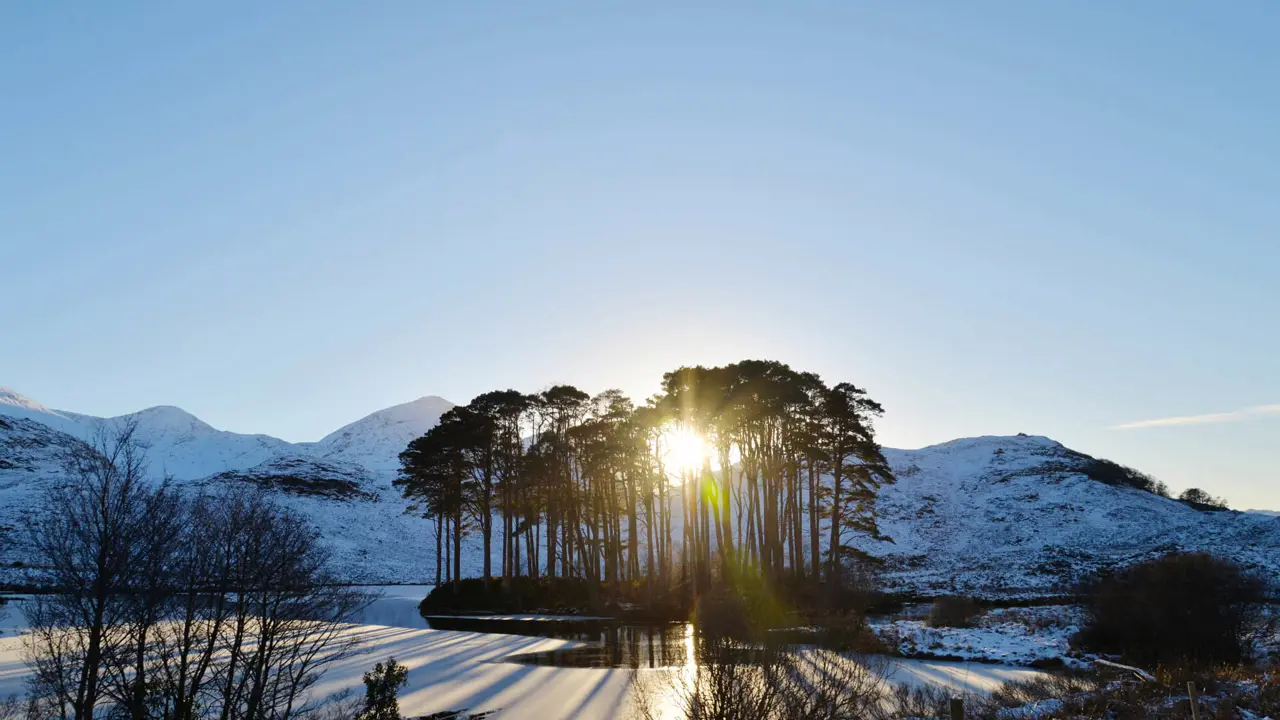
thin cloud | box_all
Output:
[1112,404,1280,430]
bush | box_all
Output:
[357,657,408,720]
[1179,487,1229,510]
[812,612,888,654]
[928,596,982,628]
[695,582,791,641]
[1077,457,1169,497]
[419,576,597,616]
[1073,552,1270,668]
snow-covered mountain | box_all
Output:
[0,387,85,438]
[0,387,296,479]
[1,387,1276,596]
[862,435,1280,597]
[313,396,453,474]
[0,389,444,584]
[0,388,452,482]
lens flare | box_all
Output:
[665,426,708,472]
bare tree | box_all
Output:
[149,493,244,720]
[100,485,186,720]
[23,422,370,720]
[25,420,154,719]
[209,493,368,720]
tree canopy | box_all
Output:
[395,359,894,604]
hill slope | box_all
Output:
[863,435,1280,597]
[0,405,436,584]
[314,396,454,475]
[1,388,1275,595]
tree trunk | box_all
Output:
[809,463,820,586]
[435,513,443,587]
[828,466,842,586]
[719,451,734,577]
[453,508,463,593]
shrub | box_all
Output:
[1077,457,1169,496]
[928,596,982,628]
[1179,487,1229,511]
[1073,552,1270,668]
[419,576,597,616]
[357,657,408,720]
[695,582,790,641]
[813,612,887,654]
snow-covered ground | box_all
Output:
[0,593,1047,719]
[6,387,1279,597]
[872,606,1085,667]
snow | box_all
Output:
[872,606,1083,666]
[3,388,1278,595]
[0,387,84,438]
[0,595,1047,719]
[316,396,454,474]
[996,698,1064,719]
[862,434,1280,596]
[0,389,56,416]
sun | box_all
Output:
[665,426,708,472]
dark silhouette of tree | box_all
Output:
[395,410,474,594]
[815,382,894,587]
[1179,487,1229,510]
[1075,552,1269,668]
[356,657,408,720]
[27,420,153,719]
[26,424,368,720]
[394,359,897,608]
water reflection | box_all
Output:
[502,624,695,668]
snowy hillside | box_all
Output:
[0,416,89,572]
[313,396,453,475]
[2,387,1276,596]
[861,435,1280,597]
[0,405,440,585]
[0,387,85,438]
[0,388,294,480]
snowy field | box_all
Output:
[872,606,1085,667]
[0,588,1047,719]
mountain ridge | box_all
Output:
[1,387,1276,595]
[0,388,453,481]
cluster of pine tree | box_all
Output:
[395,359,893,604]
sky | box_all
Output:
[2,2,1277,508]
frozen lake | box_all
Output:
[0,587,1047,719]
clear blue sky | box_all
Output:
[2,2,1277,508]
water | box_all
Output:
[499,624,695,668]
[475,622,816,669]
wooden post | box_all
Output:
[1187,681,1200,720]
[949,697,964,720]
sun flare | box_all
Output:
[665,426,709,472]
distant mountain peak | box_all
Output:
[912,434,1063,453]
[0,386,84,438]
[320,396,454,433]
[3,388,1278,591]
[316,394,455,472]
[411,394,451,404]
[124,404,216,433]
[0,386,55,413]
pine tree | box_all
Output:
[357,657,408,720]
